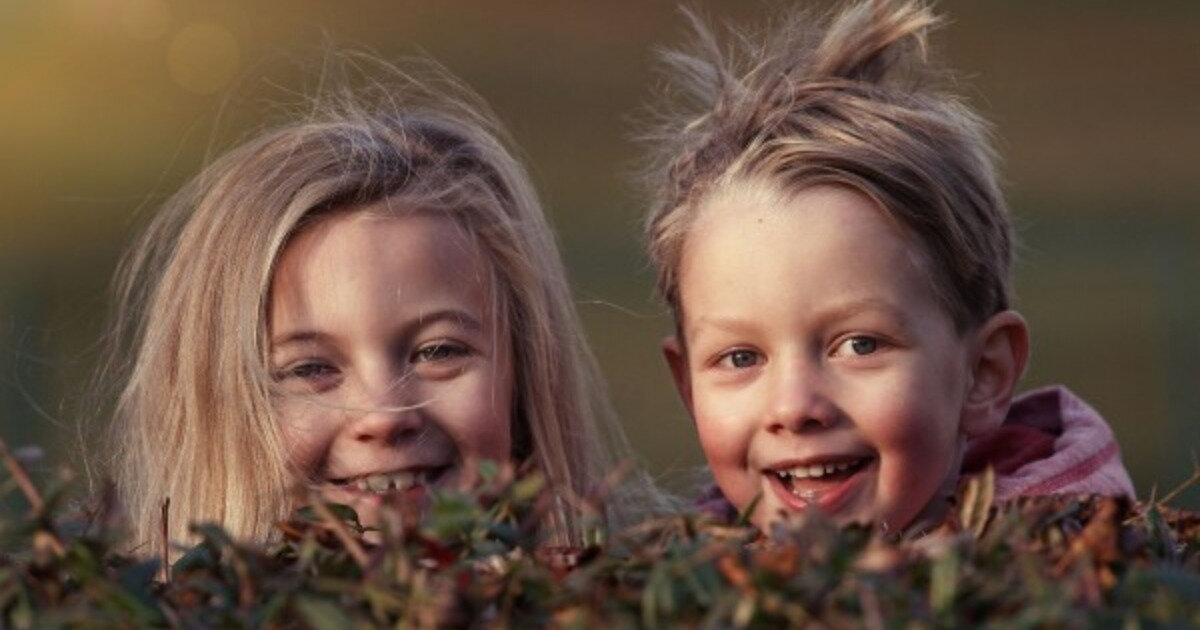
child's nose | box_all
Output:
[764,363,836,433]
[350,373,424,444]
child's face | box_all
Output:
[269,207,513,525]
[666,184,978,532]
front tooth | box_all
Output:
[388,471,415,490]
[366,475,390,492]
[790,467,809,479]
[807,464,824,478]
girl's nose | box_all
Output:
[350,373,424,444]
[764,361,836,434]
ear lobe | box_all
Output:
[662,335,694,418]
[961,310,1030,437]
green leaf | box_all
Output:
[511,473,546,503]
[294,595,357,630]
[930,548,960,615]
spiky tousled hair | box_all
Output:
[643,0,1012,332]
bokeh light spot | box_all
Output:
[167,22,240,95]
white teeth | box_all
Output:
[778,458,863,480]
[366,475,390,492]
[352,470,426,494]
[393,471,415,488]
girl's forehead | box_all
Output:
[272,210,496,311]
[290,204,484,264]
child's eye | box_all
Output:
[719,349,762,369]
[412,341,470,363]
[833,335,881,357]
[274,361,340,387]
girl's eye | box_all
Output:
[835,335,880,357]
[412,341,470,363]
[720,349,762,369]
[275,361,339,385]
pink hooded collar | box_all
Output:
[962,385,1135,500]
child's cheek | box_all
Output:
[276,400,333,475]
[862,392,960,525]
[436,366,514,486]
[692,387,759,511]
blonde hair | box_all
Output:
[103,59,661,550]
[643,0,1011,331]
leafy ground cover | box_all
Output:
[2,438,1198,629]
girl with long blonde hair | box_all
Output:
[101,61,664,551]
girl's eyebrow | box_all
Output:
[270,308,485,349]
[413,308,484,332]
[269,330,331,350]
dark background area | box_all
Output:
[2,1,1198,509]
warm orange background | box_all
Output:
[1,1,1197,508]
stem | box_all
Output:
[310,496,370,569]
[0,435,45,513]
[1156,451,1200,507]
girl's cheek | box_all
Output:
[277,403,331,473]
[444,369,514,464]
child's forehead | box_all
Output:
[680,181,957,324]
[696,181,925,258]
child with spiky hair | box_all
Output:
[641,0,1134,535]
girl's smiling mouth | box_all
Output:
[765,455,875,514]
[327,464,452,495]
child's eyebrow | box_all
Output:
[685,316,758,346]
[685,297,912,345]
[820,297,910,325]
[269,308,485,350]
[413,308,485,332]
[269,330,330,350]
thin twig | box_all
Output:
[309,496,370,569]
[0,435,45,513]
[1156,451,1200,507]
[0,435,66,558]
[161,498,172,583]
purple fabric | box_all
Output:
[966,385,1136,500]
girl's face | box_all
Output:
[665,184,977,533]
[269,207,513,525]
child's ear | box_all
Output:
[662,335,694,418]
[961,310,1030,437]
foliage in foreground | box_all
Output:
[2,440,1199,629]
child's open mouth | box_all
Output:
[767,456,873,512]
[329,466,451,495]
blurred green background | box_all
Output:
[1,1,1198,509]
